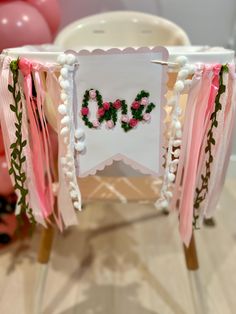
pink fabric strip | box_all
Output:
[194,65,221,203]
[179,65,216,246]
[33,69,55,216]
[20,73,48,226]
[171,65,204,211]
[21,68,51,222]
[35,69,63,229]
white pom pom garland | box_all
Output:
[176,56,188,67]
[66,54,77,65]
[75,128,85,139]
[75,142,86,152]
[60,79,70,90]
[57,52,83,212]
[155,55,195,210]
[174,80,185,93]
[61,115,70,125]
[60,92,68,101]
[57,54,67,65]
[60,67,69,78]
[58,104,67,115]
[60,127,69,136]
[167,172,175,182]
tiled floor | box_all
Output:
[0,179,236,314]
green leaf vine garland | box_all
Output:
[8,59,35,225]
[81,89,156,132]
[193,64,228,228]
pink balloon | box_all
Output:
[0,1,52,51]
[0,155,13,196]
[26,0,61,36]
[0,128,5,156]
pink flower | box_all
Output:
[92,120,100,128]
[18,58,32,76]
[89,89,96,99]
[113,99,122,109]
[131,101,140,110]
[103,102,110,110]
[129,118,138,128]
[143,113,151,121]
[97,107,105,117]
[141,97,148,106]
[121,115,129,123]
[81,107,89,116]
[106,120,114,129]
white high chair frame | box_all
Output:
[33,12,199,314]
[54,11,191,49]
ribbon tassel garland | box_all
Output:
[0,52,235,244]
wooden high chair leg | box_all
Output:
[183,233,199,271]
[37,225,54,264]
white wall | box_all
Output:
[58,0,236,46]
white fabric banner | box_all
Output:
[73,47,168,177]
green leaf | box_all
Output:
[22,140,27,147]
[11,152,17,160]
[8,85,14,93]
[8,168,14,175]
[207,129,212,137]
[213,120,218,127]
[10,60,18,72]
[211,138,216,145]
[222,65,229,73]
[15,175,22,181]
[20,156,26,163]
[15,131,21,138]
[194,203,199,209]
[14,183,21,190]
[12,160,20,171]
[18,112,23,121]
[219,85,226,94]
[10,104,16,112]
[16,91,21,103]
[21,189,28,197]
[17,198,23,206]
[210,112,215,120]
[10,143,16,149]
[21,173,26,183]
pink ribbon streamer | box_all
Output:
[178,65,217,246]
[194,65,221,204]
[46,70,78,228]
[171,64,204,212]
